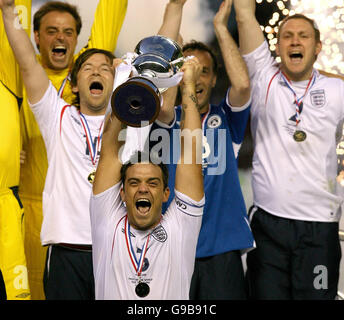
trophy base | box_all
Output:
[111,77,161,127]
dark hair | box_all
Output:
[120,151,169,190]
[70,48,115,108]
[33,1,82,35]
[182,40,218,75]
[277,14,321,43]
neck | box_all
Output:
[79,104,107,116]
[199,103,210,115]
[281,67,314,82]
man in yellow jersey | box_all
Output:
[0,0,31,300]
[18,0,127,299]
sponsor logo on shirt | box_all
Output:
[176,198,187,210]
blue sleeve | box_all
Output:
[220,98,251,145]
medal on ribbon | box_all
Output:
[124,216,151,298]
[79,112,104,183]
[280,71,316,143]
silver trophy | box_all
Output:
[111,35,185,127]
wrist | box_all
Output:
[166,2,184,10]
[214,23,228,35]
[235,9,255,24]
[2,4,16,17]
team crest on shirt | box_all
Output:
[207,115,222,129]
[310,89,326,108]
[151,225,167,242]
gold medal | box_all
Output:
[88,170,96,184]
[293,130,307,142]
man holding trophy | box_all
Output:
[1,0,204,300]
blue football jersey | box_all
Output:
[149,99,254,257]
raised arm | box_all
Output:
[158,0,186,42]
[175,58,204,202]
[80,0,128,55]
[233,0,265,55]
[0,0,31,95]
[214,0,250,107]
[1,0,48,104]
[92,112,126,195]
[156,0,187,125]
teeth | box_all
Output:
[52,46,67,55]
[137,199,150,203]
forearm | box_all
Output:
[2,3,48,103]
[157,86,177,125]
[234,0,264,55]
[214,23,250,106]
[101,112,126,162]
[180,84,201,133]
[177,83,203,201]
[2,4,36,74]
[86,0,128,53]
[158,1,184,41]
[93,113,125,195]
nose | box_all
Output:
[137,183,149,193]
[291,35,301,46]
[56,31,65,41]
[92,69,100,76]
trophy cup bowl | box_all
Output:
[111,35,184,127]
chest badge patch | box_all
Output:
[310,89,326,108]
[207,115,222,129]
[151,225,167,242]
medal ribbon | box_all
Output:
[79,112,104,166]
[124,216,150,277]
[280,70,316,126]
[57,73,71,98]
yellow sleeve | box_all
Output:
[80,0,127,55]
[0,0,31,97]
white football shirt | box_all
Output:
[90,183,204,300]
[243,41,344,222]
[30,82,150,245]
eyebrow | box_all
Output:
[127,177,161,183]
[45,26,75,32]
[282,29,312,35]
[82,62,112,68]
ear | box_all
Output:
[275,43,280,57]
[162,187,170,203]
[120,187,126,202]
[212,75,217,88]
[34,31,40,50]
[71,85,79,94]
[315,41,322,56]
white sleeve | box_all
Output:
[172,190,205,217]
[29,81,67,149]
[90,182,124,235]
[225,87,252,112]
[243,40,276,81]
